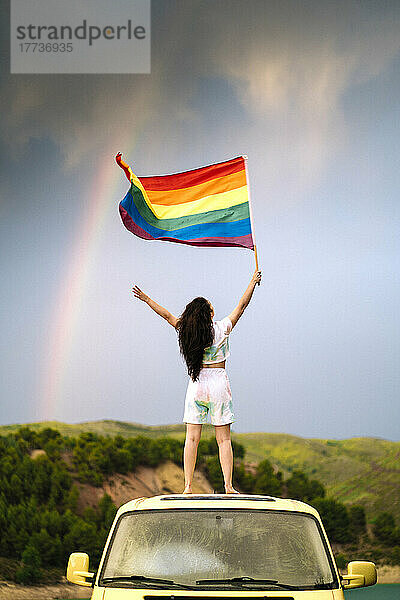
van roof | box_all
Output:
[115,494,320,519]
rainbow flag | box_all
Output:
[116,154,254,250]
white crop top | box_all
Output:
[202,317,232,364]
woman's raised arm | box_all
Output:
[132,285,178,328]
[228,269,262,329]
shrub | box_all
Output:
[98,493,117,530]
[233,461,254,493]
[373,512,398,545]
[285,470,325,502]
[348,505,367,540]
[312,498,350,543]
[15,544,42,584]
[232,441,245,459]
[253,459,282,496]
[390,546,400,566]
[205,456,224,492]
[335,553,348,570]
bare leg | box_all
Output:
[183,423,202,493]
[215,424,238,493]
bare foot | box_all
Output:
[225,487,240,494]
[183,486,193,494]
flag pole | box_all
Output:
[243,155,259,273]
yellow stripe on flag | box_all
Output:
[148,186,249,219]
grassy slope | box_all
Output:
[232,432,400,519]
[1,420,399,520]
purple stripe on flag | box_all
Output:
[183,234,254,249]
[120,206,153,240]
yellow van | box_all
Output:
[67,494,377,599]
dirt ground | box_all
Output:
[75,460,213,512]
[377,564,400,583]
[0,581,90,599]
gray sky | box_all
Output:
[1,0,399,439]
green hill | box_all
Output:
[0,419,187,438]
[232,432,400,521]
[1,420,399,521]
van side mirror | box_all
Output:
[342,561,377,589]
[66,552,94,587]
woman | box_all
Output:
[133,268,262,494]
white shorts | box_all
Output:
[183,368,234,426]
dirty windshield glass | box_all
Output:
[101,510,336,589]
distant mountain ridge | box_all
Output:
[1,419,399,520]
[0,419,187,438]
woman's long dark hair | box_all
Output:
[177,297,214,381]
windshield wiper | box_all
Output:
[196,577,334,590]
[101,575,196,589]
[196,577,297,590]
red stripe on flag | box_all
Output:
[139,157,245,191]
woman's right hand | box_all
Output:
[132,285,149,302]
[252,270,262,285]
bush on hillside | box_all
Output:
[233,461,255,493]
[15,544,42,584]
[204,455,224,492]
[285,470,325,502]
[71,433,184,484]
[389,546,400,566]
[253,459,282,496]
[312,498,350,543]
[348,505,367,540]
[373,512,400,545]
[334,553,349,570]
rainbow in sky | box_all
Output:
[39,149,122,420]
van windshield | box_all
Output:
[100,509,337,590]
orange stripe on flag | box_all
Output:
[146,170,247,206]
